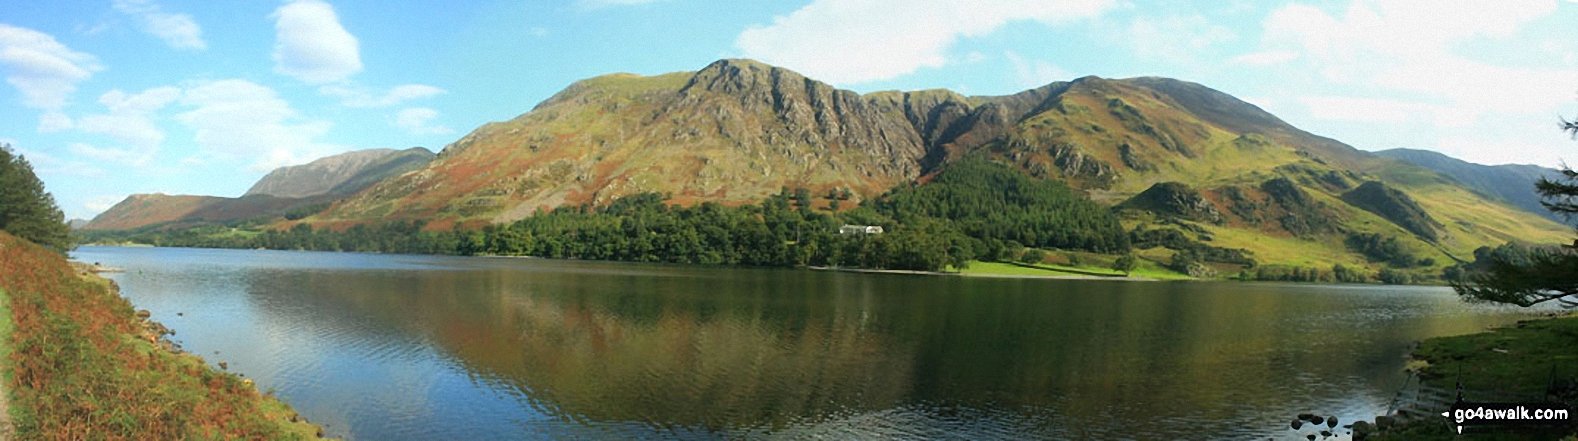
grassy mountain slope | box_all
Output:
[1374,148,1567,224]
[291,59,1573,272]
[84,148,434,231]
[246,147,434,198]
[316,60,937,228]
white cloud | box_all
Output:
[1260,0,1578,154]
[272,0,362,84]
[175,79,343,171]
[84,194,127,214]
[576,0,661,9]
[0,24,102,131]
[12,145,106,178]
[1230,50,1299,66]
[1262,0,1577,109]
[736,0,1117,84]
[112,0,206,50]
[394,107,453,136]
[74,86,181,166]
[1121,14,1236,63]
[1004,51,1071,88]
[1299,95,1476,128]
[38,111,73,132]
[319,83,445,107]
[1438,135,1572,167]
[1267,0,1557,60]
[69,142,151,167]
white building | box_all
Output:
[839,225,884,235]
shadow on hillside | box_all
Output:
[1006,262,1123,278]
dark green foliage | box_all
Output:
[869,157,1130,253]
[1260,177,1338,238]
[791,187,812,210]
[1344,232,1418,267]
[1113,254,1137,275]
[1453,118,1578,308]
[1019,249,1045,265]
[1247,265,1332,283]
[1331,263,1369,283]
[282,202,331,221]
[1130,226,1194,250]
[90,159,1124,273]
[1118,182,1222,224]
[1376,268,1416,285]
[1171,244,1255,267]
[1130,225,1254,267]
[1341,181,1443,242]
[1454,242,1578,307]
[0,145,72,253]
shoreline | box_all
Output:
[0,232,326,439]
[808,265,1162,281]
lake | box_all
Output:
[70,246,1546,440]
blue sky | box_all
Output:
[3,0,1577,220]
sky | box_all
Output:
[3,0,1577,221]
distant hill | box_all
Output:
[84,148,434,231]
[300,59,1568,273]
[92,58,1573,275]
[245,147,434,198]
[1373,148,1567,224]
[67,219,88,229]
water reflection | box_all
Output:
[75,247,1541,440]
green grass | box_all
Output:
[0,233,328,439]
[1369,315,1578,440]
[0,287,13,427]
[957,260,1194,280]
[1412,314,1578,396]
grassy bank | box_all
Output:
[0,232,324,439]
[1412,314,1578,396]
[1371,314,1578,440]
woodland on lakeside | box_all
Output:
[81,156,1563,286]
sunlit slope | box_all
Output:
[85,148,435,231]
[306,58,1567,270]
[317,60,935,227]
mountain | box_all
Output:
[87,58,1565,274]
[300,59,1570,270]
[246,147,434,198]
[1373,148,1567,224]
[83,148,434,231]
[67,218,88,229]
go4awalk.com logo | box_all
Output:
[1444,401,1572,434]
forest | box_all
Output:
[82,159,1133,272]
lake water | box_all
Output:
[71,246,1547,440]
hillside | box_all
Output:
[299,59,1568,275]
[1374,148,1567,224]
[84,148,433,231]
[246,147,434,198]
[0,232,324,438]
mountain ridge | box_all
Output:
[1373,148,1567,224]
[84,148,435,231]
[297,58,1566,271]
[88,58,1571,275]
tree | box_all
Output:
[1019,248,1045,265]
[1453,117,1578,307]
[0,145,72,253]
[1113,254,1137,275]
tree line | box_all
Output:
[0,144,72,253]
[85,158,1134,272]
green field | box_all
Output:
[958,260,1194,281]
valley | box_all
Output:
[82,59,1573,284]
